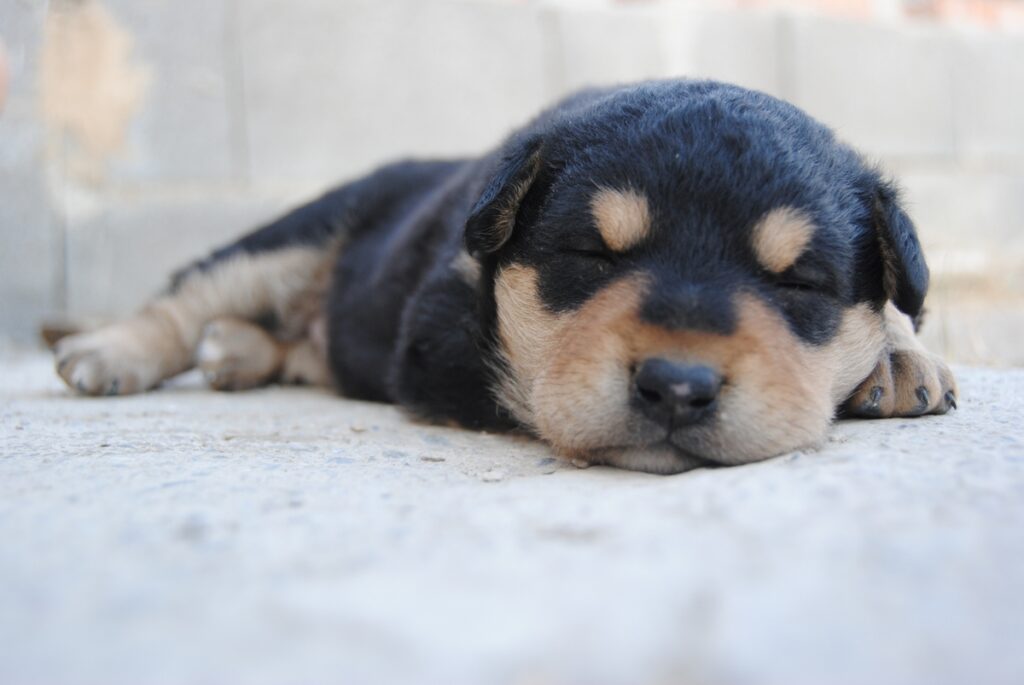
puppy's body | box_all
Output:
[56,80,957,473]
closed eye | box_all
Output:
[770,260,836,294]
[560,235,615,262]
[565,247,614,262]
[775,279,818,292]
[774,271,842,298]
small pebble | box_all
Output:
[481,469,506,482]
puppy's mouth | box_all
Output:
[659,438,723,468]
[584,438,721,475]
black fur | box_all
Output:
[177,79,928,429]
[872,181,930,320]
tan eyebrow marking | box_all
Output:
[750,206,816,273]
[590,188,652,252]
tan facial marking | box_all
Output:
[591,188,652,252]
[492,265,887,468]
[492,264,563,423]
[750,206,816,273]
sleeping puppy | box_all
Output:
[54,79,957,474]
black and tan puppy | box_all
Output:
[55,80,957,474]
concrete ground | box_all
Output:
[1,348,1023,685]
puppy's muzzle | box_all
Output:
[632,358,721,429]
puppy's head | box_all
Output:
[467,81,928,474]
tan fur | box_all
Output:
[589,445,710,475]
[492,265,563,424]
[881,301,921,350]
[844,303,958,417]
[750,207,816,273]
[196,318,285,391]
[56,247,330,395]
[494,266,888,469]
[196,316,332,391]
[590,188,652,252]
[280,336,332,386]
[450,250,482,286]
[277,245,337,340]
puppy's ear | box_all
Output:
[465,136,543,257]
[873,180,929,320]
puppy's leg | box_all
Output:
[195,316,332,391]
[56,247,327,395]
[843,303,958,417]
[196,318,284,391]
[279,317,332,387]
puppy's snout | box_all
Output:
[633,358,721,427]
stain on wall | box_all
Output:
[39,0,149,183]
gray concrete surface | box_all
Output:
[2,349,1022,685]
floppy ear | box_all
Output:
[465,136,544,257]
[873,181,929,320]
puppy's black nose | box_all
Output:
[633,358,721,427]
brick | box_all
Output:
[0,0,59,343]
[239,0,550,186]
[952,34,1024,161]
[891,167,1024,365]
[0,164,60,344]
[550,6,783,99]
[98,0,237,185]
[897,170,1024,275]
[549,6,670,93]
[919,287,1024,367]
[785,16,957,160]
[663,8,785,96]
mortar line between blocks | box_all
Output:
[224,0,251,187]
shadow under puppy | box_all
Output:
[55,79,957,474]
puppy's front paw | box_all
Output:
[844,348,957,418]
[55,327,163,396]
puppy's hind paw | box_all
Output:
[195,318,283,391]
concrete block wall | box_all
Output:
[2,0,1023,365]
[1,0,59,347]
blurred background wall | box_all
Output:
[2,0,1023,365]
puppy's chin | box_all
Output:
[573,443,717,475]
[560,408,831,474]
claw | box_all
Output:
[945,391,957,411]
[915,386,930,413]
[858,385,884,416]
